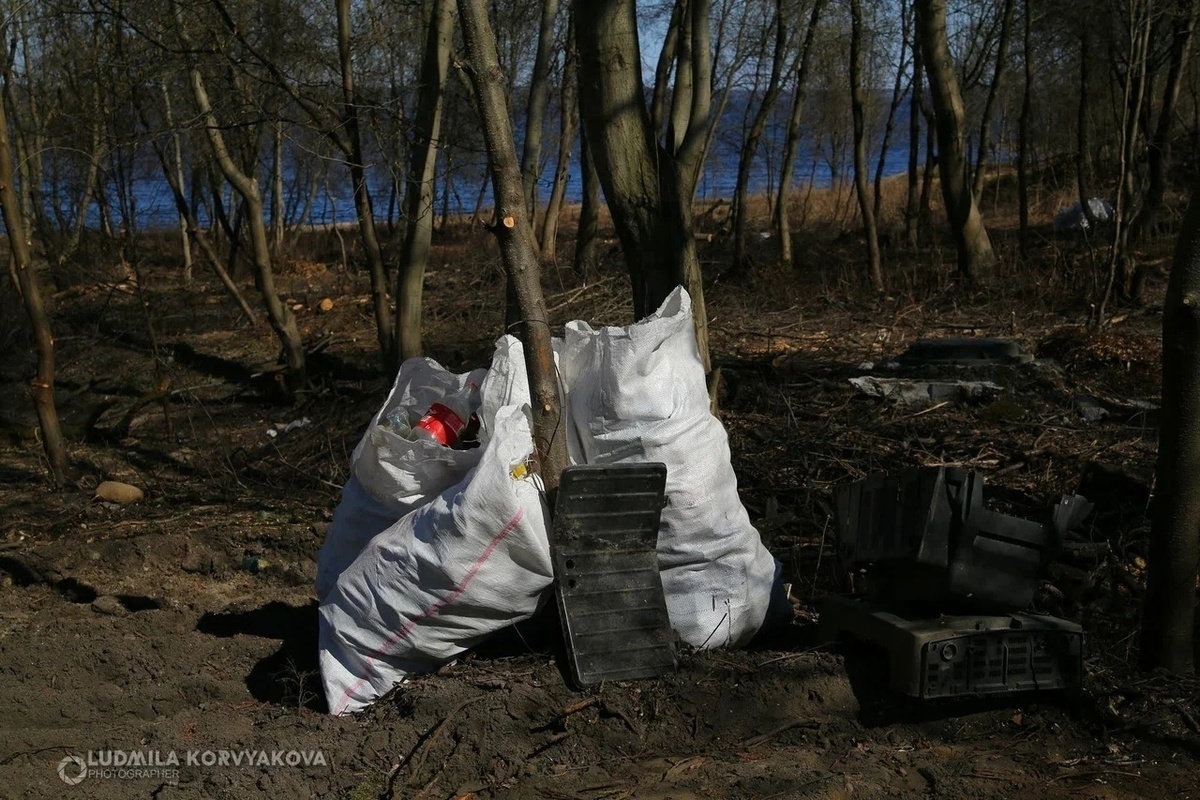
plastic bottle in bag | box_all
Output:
[380,407,413,436]
[412,382,480,447]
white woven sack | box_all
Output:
[315,359,488,600]
[319,403,551,715]
[558,287,777,648]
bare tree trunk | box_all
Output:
[650,0,684,139]
[60,78,104,267]
[188,66,306,396]
[0,87,68,483]
[574,123,600,279]
[1129,3,1197,247]
[732,0,787,275]
[576,0,711,372]
[918,104,937,241]
[205,0,394,367]
[905,14,924,248]
[1075,32,1097,230]
[336,0,396,369]
[138,81,258,325]
[1098,0,1152,323]
[457,0,567,498]
[971,0,1016,200]
[1141,190,1200,676]
[850,0,884,293]
[576,0,678,313]
[520,0,561,229]
[540,12,578,263]
[775,0,825,270]
[915,0,995,282]
[1017,0,1033,256]
[271,118,286,253]
[397,0,455,361]
[874,0,911,224]
[161,81,194,286]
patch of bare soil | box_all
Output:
[0,224,1197,799]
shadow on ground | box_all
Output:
[197,600,325,712]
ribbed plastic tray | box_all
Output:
[552,464,677,687]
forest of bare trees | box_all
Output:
[3,0,1199,673]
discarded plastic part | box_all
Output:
[1054,198,1114,231]
[381,407,413,436]
[267,418,311,438]
[898,338,1033,367]
[848,376,1004,406]
[413,383,480,447]
[818,594,1083,698]
[509,454,538,481]
[833,467,1091,612]
[553,463,677,687]
[1051,493,1094,539]
[1073,395,1109,423]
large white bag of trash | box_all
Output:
[558,287,778,649]
[319,401,551,715]
[314,360,488,600]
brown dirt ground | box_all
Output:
[1,215,1198,800]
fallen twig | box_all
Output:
[1174,702,1200,734]
[738,719,821,749]
[526,732,571,759]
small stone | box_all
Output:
[91,596,127,616]
[94,481,145,504]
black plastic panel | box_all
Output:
[553,464,677,687]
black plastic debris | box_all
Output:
[824,467,1092,699]
[818,595,1083,699]
[833,467,1092,613]
[552,463,677,687]
[899,338,1034,367]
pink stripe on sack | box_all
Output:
[332,508,526,716]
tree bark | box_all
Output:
[1129,3,1197,246]
[336,0,396,369]
[0,84,69,483]
[136,81,259,326]
[188,65,306,396]
[850,0,884,293]
[777,0,825,269]
[1141,190,1200,675]
[574,123,600,279]
[1075,32,1097,230]
[457,0,568,499]
[576,0,711,372]
[520,0,561,228]
[732,0,787,275]
[271,118,286,253]
[650,0,684,140]
[162,81,194,287]
[874,0,911,224]
[915,0,995,282]
[905,10,924,248]
[971,0,1015,200]
[205,0,394,369]
[540,11,578,263]
[918,100,937,241]
[1098,0,1153,321]
[1017,0,1033,256]
[397,0,455,361]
